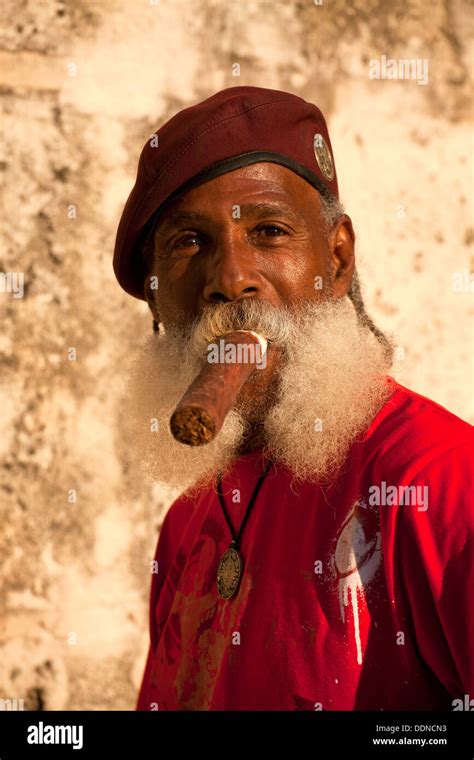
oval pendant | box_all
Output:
[217,546,242,599]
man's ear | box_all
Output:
[329,214,355,299]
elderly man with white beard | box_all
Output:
[114,87,473,711]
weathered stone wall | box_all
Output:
[0,0,472,710]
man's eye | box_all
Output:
[174,234,202,249]
[257,224,287,237]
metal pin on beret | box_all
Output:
[113,85,339,301]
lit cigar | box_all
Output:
[170,330,268,446]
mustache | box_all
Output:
[184,298,296,357]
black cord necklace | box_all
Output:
[216,458,274,599]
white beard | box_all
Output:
[124,297,393,495]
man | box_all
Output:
[114,86,473,710]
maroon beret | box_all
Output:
[113,86,339,300]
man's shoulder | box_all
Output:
[363,378,472,477]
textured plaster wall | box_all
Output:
[0,0,472,710]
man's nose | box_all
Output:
[202,239,261,303]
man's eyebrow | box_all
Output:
[156,201,304,234]
[155,210,212,234]
[238,202,304,223]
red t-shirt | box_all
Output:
[136,379,473,710]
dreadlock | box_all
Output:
[346,269,394,362]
